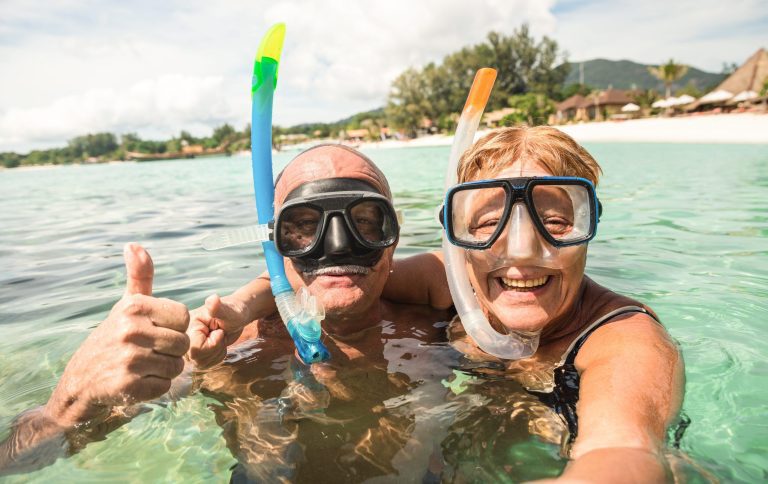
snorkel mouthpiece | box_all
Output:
[251,23,329,363]
[442,68,540,360]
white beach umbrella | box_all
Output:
[651,99,669,108]
[621,103,640,112]
[674,94,696,105]
[699,90,733,104]
[731,90,758,102]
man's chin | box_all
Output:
[301,271,367,310]
[314,286,367,316]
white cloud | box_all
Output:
[0,0,765,152]
[0,75,243,150]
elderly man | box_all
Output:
[186,144,452,367]
[186,144,454,481]
[1,145,453,481]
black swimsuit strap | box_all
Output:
[530,306,661,445]
[563,306,659,366]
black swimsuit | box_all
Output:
[529,305,663,444]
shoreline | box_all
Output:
[353,112,768,150]
[275,113,768,154]
[3,113,766,171]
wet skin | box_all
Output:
[196,301,454,482]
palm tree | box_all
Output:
[648,60,689,98]
[630,89,660,117]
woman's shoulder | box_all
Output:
[580,277,660,323]
[575,278,678,371]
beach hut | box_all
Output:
[578,89,633,121]
[555,95,585,123]
[689,48,768,111]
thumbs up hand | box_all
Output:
[43,244,190,428]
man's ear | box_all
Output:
[382,246,397,265]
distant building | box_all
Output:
[690,48,768,110]
[579,88,634,121]
[556,90,634,123]
[344,129,370,142]
[716,48,768,96]
[555,95,586,123]
[483,107,517,128]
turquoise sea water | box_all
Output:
[1,143,767,482]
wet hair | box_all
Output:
[457,126,603,186]
[274,143,392,199]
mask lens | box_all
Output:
[531,184,591,243]
[451,186,507,245]
[278,205,323,253]
[349,200,396,245]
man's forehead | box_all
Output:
[275,146,391,203]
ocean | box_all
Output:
[1,143,766,482]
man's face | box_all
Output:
[276,146,396,319]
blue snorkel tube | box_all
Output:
[250,24,330,363]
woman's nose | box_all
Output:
[497,203,543,260]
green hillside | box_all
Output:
[565,59,725,92]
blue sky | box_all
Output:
[1,0,765,152]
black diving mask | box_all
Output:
[275,178,399,272]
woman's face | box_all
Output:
[465,161,588,333]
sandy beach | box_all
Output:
[342,113,768,151]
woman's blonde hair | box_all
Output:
[457,126,602,186]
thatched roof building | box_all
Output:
[690,48,768,109]
[716,48,768,94]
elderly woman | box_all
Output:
[386,126,685,482]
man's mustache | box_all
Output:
[302,265,372,277]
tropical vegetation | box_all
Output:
[0,27,752,170]
[648,59,689,98]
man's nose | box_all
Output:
[324,215,352,255]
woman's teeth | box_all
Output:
[500,276,549,290]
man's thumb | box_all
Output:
[205,294,222,319]
[123,243,154,297]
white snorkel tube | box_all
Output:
[442,68,540,359]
